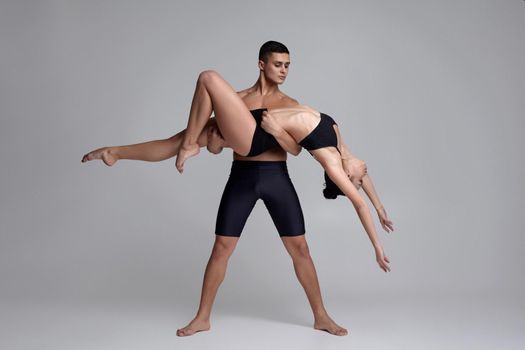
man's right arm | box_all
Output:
[262,96,302,155]
[261,111,302,156]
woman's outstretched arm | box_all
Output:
[315,148,391,272]
[334,127,393,233]
[361,175,394,233]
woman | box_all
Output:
[81,119,369,189]
[175,70,391,271]
[83,70,393,271]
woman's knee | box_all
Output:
[197,70,221,86]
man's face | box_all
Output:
[259,53,290,84]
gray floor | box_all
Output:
[2,294,523,350]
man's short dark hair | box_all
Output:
[259,41,289,62]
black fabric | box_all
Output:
[215,161,305,237]
[247,110,339,156]
[323,171,345,199]
[299,113,338,151]
[246,109,280,157]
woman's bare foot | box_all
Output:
[176,318,210,337]
[314,315,348,336]
[175,143,200,173]
[81,147,118,166]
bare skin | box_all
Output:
[82,53,352,336]
[177,235,238,336]
[174,70,391,272]
[81,120,217,165]
[177,54,347,337]
[282,235,348,336]
[83,53,351,336]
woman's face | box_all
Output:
[350,175,363,190]
[346,158,366,190]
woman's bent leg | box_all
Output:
[176,70,256,172]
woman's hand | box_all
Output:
[375,246,391,272]
[376,207,394,233]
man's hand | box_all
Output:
[260,110,301,156]
[206,125,225,154]
[261,111,285,137]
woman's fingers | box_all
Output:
[381,219,392,233]
[378,256,391,272]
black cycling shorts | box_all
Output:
[215,161,305,237]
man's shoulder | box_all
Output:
[278,93,299,107]
[236,87,254,98]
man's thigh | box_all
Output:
[215,167,258,237]
[260,170,305,237]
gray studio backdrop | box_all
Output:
[1,0,524,313]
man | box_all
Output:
[81,41,351,336]
[176,41,347,336]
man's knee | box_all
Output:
[285,237,311,260]
[210,236,237,261]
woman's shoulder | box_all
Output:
[294,105,321,117]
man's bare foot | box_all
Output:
[175,143,200,173]
[81,147,118,166]
[176,318,210,337]
[314,315,348,336]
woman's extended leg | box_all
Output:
[81,134,183,166]
[176,70,256,173]
[81,119,220,166]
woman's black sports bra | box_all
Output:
[298,113,338,151]
[246,109,339,157]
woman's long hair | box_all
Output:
[323,171,345,199]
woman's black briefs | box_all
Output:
[215,161,305,237]
[299,113,338,151]
[246,108,280,157]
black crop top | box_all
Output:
[298,113,338,151]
